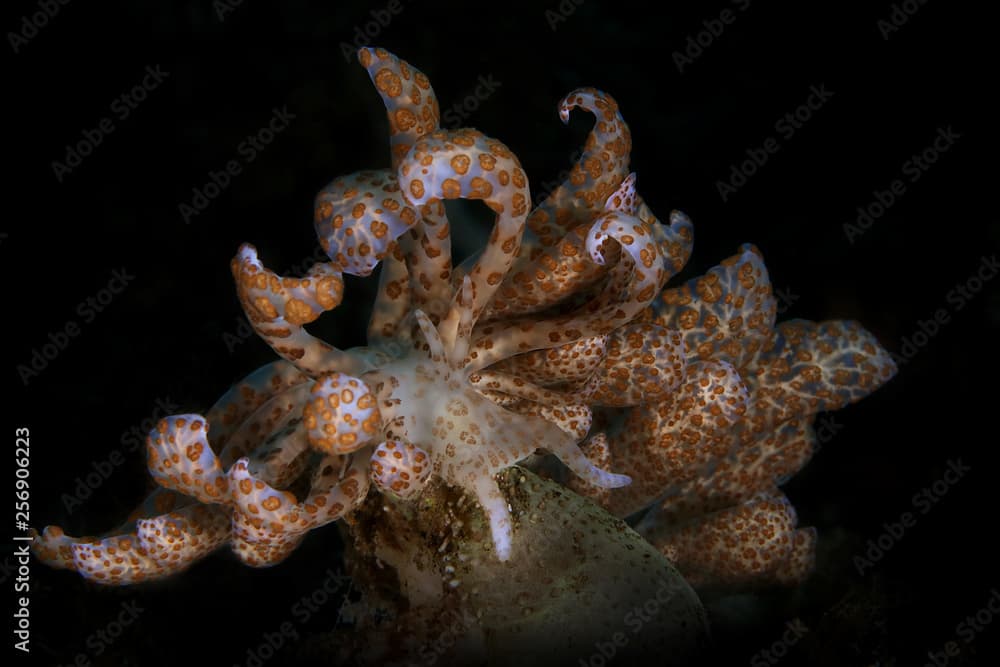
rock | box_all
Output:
[326,466,708,666]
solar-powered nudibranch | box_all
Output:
[33,47,896,661]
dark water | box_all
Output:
[7,0,996,665]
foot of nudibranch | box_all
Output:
[543,438,632,490]
[472,474,514,561]
[465,443,632,563]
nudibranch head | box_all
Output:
[34,45,895,592]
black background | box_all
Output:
[5,0,997,665]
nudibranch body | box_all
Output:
[361,302,631,561]
[34,46,895,597]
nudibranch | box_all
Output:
[33,46,895,599]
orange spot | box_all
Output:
[375,68,402,97]
[441,178,461,199]
[450,154,471,175]
[469,177,492,198]
[394,108,417,131]
[409,179,425,199]
[285,298,316,325]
